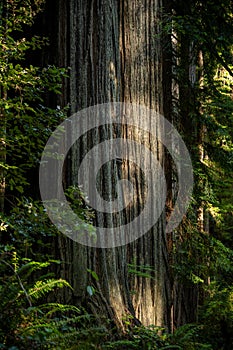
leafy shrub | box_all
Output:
[0,252,109,349]
[102,324,213,350]
[198,284,233,350]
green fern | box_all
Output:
[166,324,213,350]
[28,278,71,300]
[0,257,75,349]
[39,303,81,316]
[17,260,51,278]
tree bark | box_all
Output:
[52,0,173,330]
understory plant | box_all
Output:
[0,252,109,350]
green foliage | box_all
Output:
[0,252,70,348]
[198,284,233,349]
[87,268,99,282]
[103,325,167,350]
[41,186,97,244]
[65,186,95,226]
[128,263,156,280]
[102,324,214,350]
[0,4,102,349]
[165,324,212,350]
[173,216,233,286]
[20,307,107,350]
[0,251,109,350]
[86,269,99,296]
[0,198,58,260]
[1,0,46,29]
[0,0,68,197]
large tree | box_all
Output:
[45,0,175,330]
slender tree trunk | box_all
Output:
[171,1,199,328]
[0,91,6,213]
[0,2,7,213]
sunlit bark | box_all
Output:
[52,0,173,330]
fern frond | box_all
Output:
[17,261,51,278]
[29,278,72,300]
[38,303,81,316]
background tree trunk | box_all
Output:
[171,0,200,328]
[0,2,7,213]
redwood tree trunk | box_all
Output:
[53,0,173,330]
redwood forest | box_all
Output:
[0,0,233,349]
